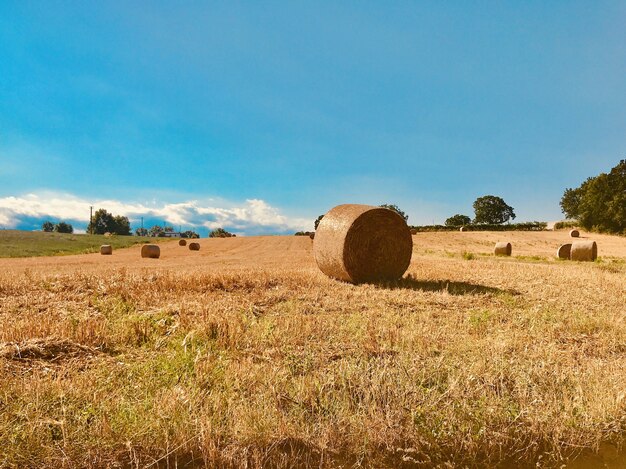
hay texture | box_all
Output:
[179,239,187,246]
[100,245,112,255]
[189,242,200,251]
[410,229,417,235]
[313,204,412,283]
[557,243,572,260]
[494,242,512,256]
[141,244,160,259]
[570,241,597,262]
[570,229,580,238]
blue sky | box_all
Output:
[1,1,625,234]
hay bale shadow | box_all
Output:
[374,275,518,296]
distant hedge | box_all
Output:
[553,221,578,230]
[410,222,547,232]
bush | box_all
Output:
[553,221,579,230]
[181,230,200,239]
[209,228,234,238]
[409,222,547,232]
[42,221,54,232]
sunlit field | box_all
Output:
[1,231,625,468]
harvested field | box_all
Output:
[0,232,625,468]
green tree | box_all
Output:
[473,196,516,224]
[54,222,74,234]
[113,215,131,236]
[42,221,54,232]
[379,204,409,222]
[209,228,233,238]
[314,214,324,230]
[149,225,164,237]
[87,209,131,235]
[181,230,199,239]
[560,160,626,233]
[445,214,472,227]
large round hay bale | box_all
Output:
[556,243,572,259]
[313,204,413,283]
[189,242,200,251]
[309,232,315,240]
[410,228,417,235]
[141,244,160,259]
[494,242,512,256]
[104,232,112,237]
[459,226,466,232]
[570,229,580,238]
[179,239,187,246]
[100,245,112,255]
[570,241,597,262]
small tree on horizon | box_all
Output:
[135,227,148,237]
[445,214,472,227]
[42,221,54,232]
[87,209,131,235]
[54,222,74,234]
[473,196,516,224]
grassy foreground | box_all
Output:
[0,235,625,467]
[0,230,162,258]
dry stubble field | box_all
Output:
[1,231,625,468]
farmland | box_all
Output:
[0,230,164,258]
[1,230,625,467]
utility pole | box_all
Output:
[141,217,144,231]
[90,206,93,235]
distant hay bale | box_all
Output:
[179,239,187,246]
[189,242,200,251]
[494,242,512,256]
[459,226,466,232]
[309,233,315,240]
[570,229,580,238]
[313,204,413,283]
[570,240,597,262]
[557,243,572,259]
[141,244,160,259]
[104,232,112,237]
[100,245,112,255]
[410,229,417,235]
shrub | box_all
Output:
[209,228,234,238]
[42,221,54,232]
[445,214,472,227]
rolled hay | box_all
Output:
[100,245,112,255]
[313,204,413,283]
[189,242,200,251]
[179,239,187,246]
[557,243,572,259]
[410,228,418,235]
[141,244,160,259]
[570,240,597,262]
[570,229,580,238]
[459,226,466,232]
[104,232,112,237]
[309,232,315,240]
[494,242,512,256]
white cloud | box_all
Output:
[0,192,310,235]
